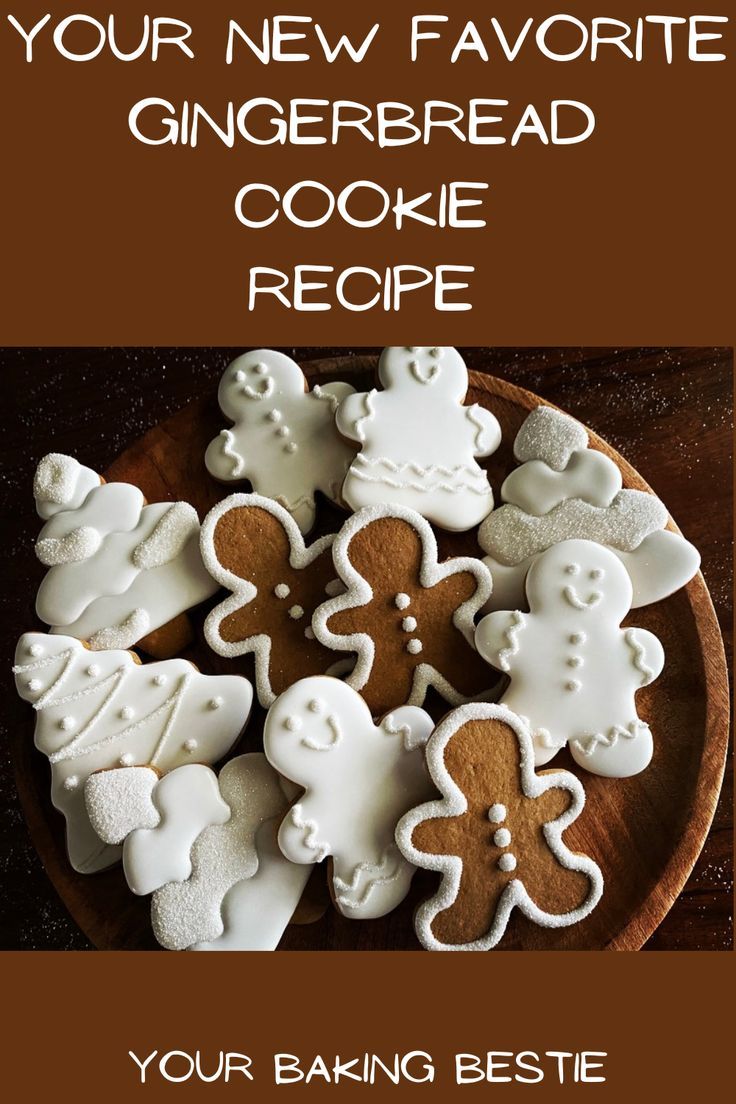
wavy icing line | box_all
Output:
[310,384,340,412]
[571,720,651,756]
[625,628,655,685]
[466,404,488,451]
[350,466,491,496]
[352,389,376,442]
[498,610,526,672]
[332,844,404,911]
[300,714,343,751]
[219,429,244,477]
[288,805,329,862]
[354,455,480,479]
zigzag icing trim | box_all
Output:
[571,719,651,756]
[332,844,404,911]
[498,610,526,672]
[625,628,655,684]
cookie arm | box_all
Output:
[467,405,502,458]
[335,390,375,443]
[625,627,665,685]
[474,611,523,673]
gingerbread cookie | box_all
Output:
[475,540,664,777]
[33,453,217,655]
[396,703,603,951]
[312,504,496,715]
[204,349,357,533]
[336,346,501,531]
[264,676,435,919]
[84,754,309,950]
[201,493,348,707]
[13,632,253,873]
[479,406,700,611]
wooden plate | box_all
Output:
[12,357,730,950]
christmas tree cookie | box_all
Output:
[33,453,217,656]
[479,406,700,611]
[336,346,501,531]
[204,349,357,533]
[13,633,253,873]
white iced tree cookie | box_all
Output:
[204,349,357,533]
[263,676,436,920]
[479,406,700,611]
[336,346,501,531]
[475,540,665,777]
[84,754,309,951]
[13,632,253,873]
[33,453,218,653]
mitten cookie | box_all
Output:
[84,754,309,950]
[33,453,217,656]
[13,632,252,873]
[204,349,357,533]
[312,504,496,716]
[396,703,603,951]
[475,540,664,777]
[201,494,347,707]
[264,676,435,920]
[479,405,700,611]
[336,346,501,531]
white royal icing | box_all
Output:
[201,493,338,707]
[336,347,501,531]
[396,702,604,951]
[264,676,435,920]
[475,540,665,777]
[312,503,494,709]
[13,633,253,873]
[204,350,357,533]
[33,454,217,649]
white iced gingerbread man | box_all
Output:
[204,350,357,533]
[475,539,664,778]
[264,676,435,920]
[337,346,501,531]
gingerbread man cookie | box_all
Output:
[204,350,357,533]
[33,453,217,655]
[264,676,435,920]
[201,493,348,707]
[475,540,665,777]
[336,346,501,531]
[312,504,496,716]
[84,754,309,951]
[13,632,252,873]
[396,703,603,951]
[479,406,700,611]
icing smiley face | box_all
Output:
[475,540,665,778]
[335,346,502,532]
[204,350,357,534]
[264,676,435,920]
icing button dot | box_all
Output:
[119,752,134,766]
[569,632,586,645]
[284,715,302,732]
[267,409,282,423]
[152,674,167,686]
[406,639,423,655]
[565,679,581,693]
[402,616,417,632]
[28,643,44,657]
[284,442,298,454]
[63,775,79,791]
[567,656,583,668]
[86,664,100,677]
[276,426,289,437]
[498,853,517,873]
[119,706,134,721]
[494,827,512,848]
[488,804,506,824]
[274,583,290,599]
[59,716,75,731]
[394,593,411,610]
[208,697,223,710]
[289,605,305,620]
[184,738,198,753]
[308,698,324,713]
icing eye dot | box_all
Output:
[284,715,302,732]
[27,678,42,692]
[394,593,411,610]
[267,409,282,423]
[565,563,580,576]
[28,643,44,657]
[274,583,290,599]
[208,697,223,710]
[86,664,100,678]
[308,698,324,714]
[59,716,75,731]
[152,674,167,686]
[284,442,298,454]
[430,347,443,359]
[498,853,517,873]
[567,656,583,668]
[119,752,134,766]
[569,632,586,645]
[63,775,79,792]
[276,425,290,437]
[488,803,506,823]
[590,568,604,580]
[289,605,305,620]
[407,346,418,352]
[119,706,134,721]
[402,616,418,632]
[494,828,512,848]
[234,368,246,382]
[565,679,581,693]
[406,639,423,655]
[253,362,268,375]
[304,626,315,640]
[183,738,198,753]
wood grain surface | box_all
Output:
[0,347,732,950]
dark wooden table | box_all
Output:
[1,347,731,950]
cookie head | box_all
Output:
[378,346,468,402]
[218,350,306,419]
[527,539,632,620]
